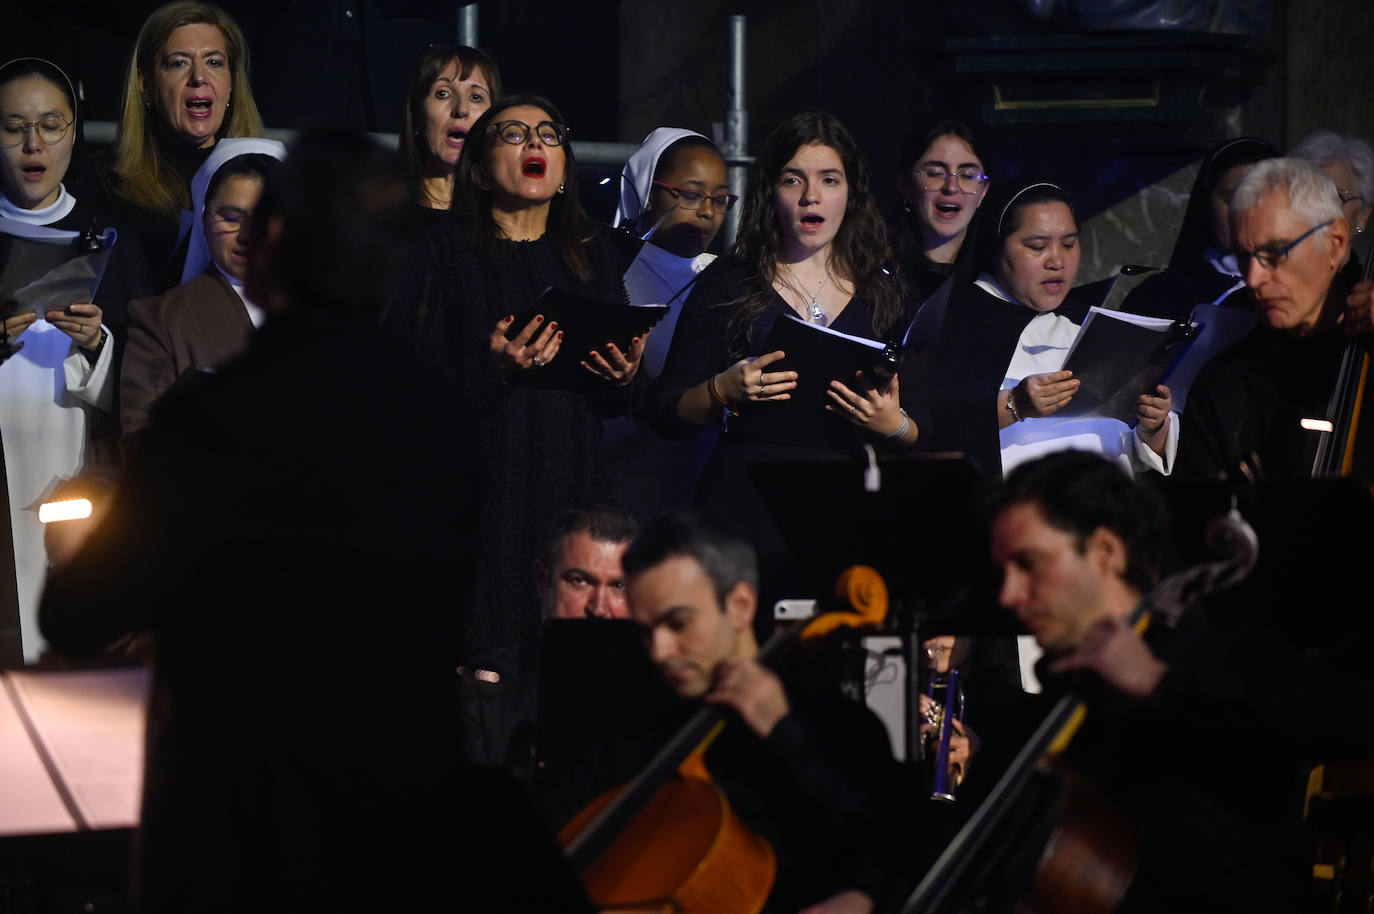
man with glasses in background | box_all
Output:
[1175,157,1374,481]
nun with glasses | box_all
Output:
[605,127,733,518]
[0,57,148,662]
[120,136,284,444]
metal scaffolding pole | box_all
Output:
[722,14,749,248]
[457,4,479,48]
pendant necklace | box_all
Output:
[784,262,832,324]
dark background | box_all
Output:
[4,0,1372,225]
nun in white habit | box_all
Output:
[613,127,733,376]
[605,127,734,519]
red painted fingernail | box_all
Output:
[557,331,563,339]
[534,314,544,322]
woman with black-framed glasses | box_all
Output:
[0,57,150,662]
[384,93,646,764]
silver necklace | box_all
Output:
[783,262,832,324]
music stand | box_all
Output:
[749,451,1022,762]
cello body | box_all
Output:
[557,566,890,912]
[558,776,776,913]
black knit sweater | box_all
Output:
[385,225,633,654]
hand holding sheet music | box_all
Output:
[1054,307,1198,424]
[504,286,668,390]
[0,221,116,321]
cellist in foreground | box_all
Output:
[985,451,1374,913]
[590,516,926,914]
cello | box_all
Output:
[1311,249,1374,478]
[901,507,1260,914]
[558,565,891,914]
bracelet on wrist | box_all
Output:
[1006,389,1023,423]
[886,407,910,440]
[707,374,737,416]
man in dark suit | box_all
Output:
[40,128,591,913]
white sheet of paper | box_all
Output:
[0,678,78,835]
[6,667,149,830]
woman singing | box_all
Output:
[649,111,913,592]
[385,94,645,763]
[918,179,1176,480]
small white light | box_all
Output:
[598,177,611,185]
[1301,418,1335,432]
[39,498,93,524]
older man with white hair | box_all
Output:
[1175,156,1374,481]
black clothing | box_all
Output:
[92,143,212,295]
[1120,260,1247,320]
[1121,137,1276,321]
[911,258,955,304]
[384,225,633,670]
[39,312,590,911]
[650,255,897,451]
[1032,610,1374,913]
[1175,311,1374,482]
[648,256,910,604]
[913,282,1091,479]
[538,639,925,913]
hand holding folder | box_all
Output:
[505,286,668,390]
[1054,307,1198,424]
[0,223,115,320]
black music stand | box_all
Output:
[1163,476,1374,660]
[748,451,1022,762]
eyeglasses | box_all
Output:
[915,165,989,194]
[1337,187,1365,206]
[1235,219,1334,272]
[651,181,739,212]
[0,116,72,147]
[491,120,568,147]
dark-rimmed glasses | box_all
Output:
[0,116,71,147]
[915,165,989,194]
[491,120,567,147]
[1235,219,1334,272]
[651,181,738,212]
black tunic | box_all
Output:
[384,226,632,656]
[912,282,1090,480]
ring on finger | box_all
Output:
[532,357,546,368]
